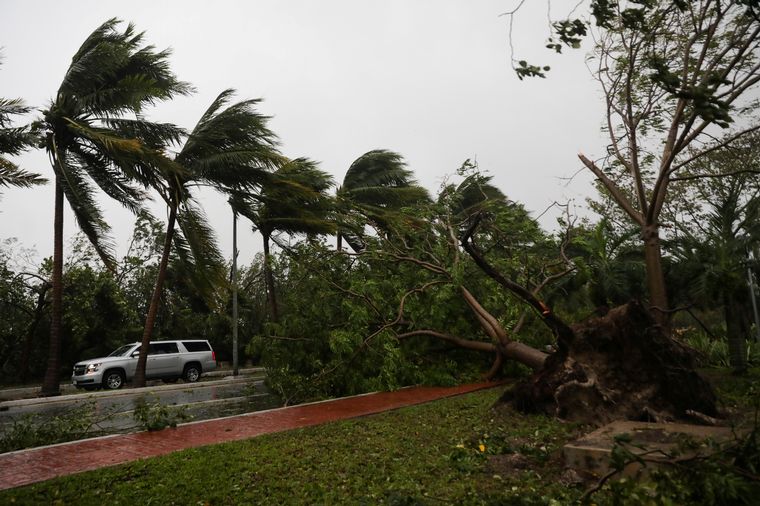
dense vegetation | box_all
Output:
[1,4,760,407]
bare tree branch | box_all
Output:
[578,153,644,226]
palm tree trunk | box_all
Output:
[134,205,177,387]
[642,224,669,328]
[262,232,279,322]
[725,292,747,372]
[41,178,64,396]
[20,282,50,383]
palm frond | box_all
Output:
[103,118,186,149]
[341,149,413,190]
[0,93,36,156]
[338,150,430,231]
[343,184,430,208]
[239,157,337,238]
[57,18,193,118]
[67,142,146,214]
[0,158,47,190]
[65,118,180,190]
[0,97,30,125]
[256,216,337,236]
[173,199,226,302]
[178,91,279,177]
[55,155,117,270]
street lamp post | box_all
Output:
[232,209,239,375]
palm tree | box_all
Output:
[672,175,760,371]
[572,221,644,308]
[133,89,280,387]
[336,149,429,252]
[39,19,191,396]
[232,158,335,321]
[438,167,508,225]
[0,58,45,193]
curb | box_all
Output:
[0,367,265,403]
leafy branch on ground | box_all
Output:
[0,400,115,453]
[132,395,192,431]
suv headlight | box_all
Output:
[86,363,101,373]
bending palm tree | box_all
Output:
[39,19,191,395]
[336,149,429,252]
[134,89,280,387]
[439,170,507,225]
[232,158,335,321]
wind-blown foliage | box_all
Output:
[337,149,430,251]
[0,59,45,193]
[232,157,335,321]
[134,88,281,386]
[39,18,192,395]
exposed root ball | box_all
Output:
[502,301,717,425]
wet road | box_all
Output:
[0,375,278,432]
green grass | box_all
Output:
[0,388,582,505]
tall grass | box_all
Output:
[679,327,760,368]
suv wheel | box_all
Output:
[183,364,201,383]
[103,370,125,390]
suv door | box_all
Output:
[146,342,180,377]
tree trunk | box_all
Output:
[725,292,747,372]
[20,282,50,383]
[134,205,177,387]
[642,224,669,327]
[460,286,547,370]
[337,233,343,252]
[41,178,64,396]
[262,232,279,322]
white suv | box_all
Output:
[71,340,217,390]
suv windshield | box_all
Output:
[108,345,135,357]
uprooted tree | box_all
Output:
[390,171,717,425]
[478,1,760,422]
[257,162,718,424]
[457,0,760,423]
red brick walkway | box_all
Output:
[0,382,501,490]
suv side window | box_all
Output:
[151,342,179,354]
[182,341,210,352]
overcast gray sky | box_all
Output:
[0,0,606,266]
